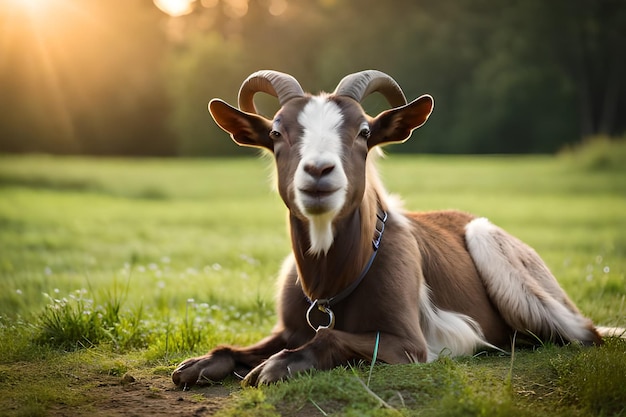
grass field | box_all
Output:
[0,144,625,416]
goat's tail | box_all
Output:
[464,217,604,346]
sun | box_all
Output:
[153,0,195,17]
[0,0,88,148]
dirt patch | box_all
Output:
[50,373,235,417]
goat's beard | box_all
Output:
[289,187,346,256]
[305,211,338,257]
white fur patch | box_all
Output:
[385,193,411,230]
[294,96,348,256]
[596,326,626,338]
[419,284,497,361]
[297,96,344,153]
[465,217,598,344]
[307,212,337,256]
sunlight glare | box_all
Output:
[0,0,93,151]
[153,0,195,17]
[7,0,56,18]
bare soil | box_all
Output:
[50,373,234,417]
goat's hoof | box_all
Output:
[242,349,314,387]
[172,350,236,389]
[242,362,285,387]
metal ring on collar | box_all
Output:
[306,300,336,331]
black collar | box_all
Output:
[305,207,388,331]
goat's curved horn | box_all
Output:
[333,70,407,107]
[238,70,305,114]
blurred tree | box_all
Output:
[0,0,624,156]
[544,0,626,138]
[177,0,625,155]
[164,32,256,155]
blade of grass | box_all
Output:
[367,331,380,387]
[309,398,329,416]
[353,376,395,410]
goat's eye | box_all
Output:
[270,130,281,138]
[359,128,371,139]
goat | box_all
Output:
[172,70,616,388]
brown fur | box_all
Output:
[172,72,604,388]
[172,188,515,386]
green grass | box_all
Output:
[0,142,625,416]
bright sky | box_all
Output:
[4,0,194,18]
[2,0,286,21]
[153,0,287,18]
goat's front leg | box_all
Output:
[172,332,287,388]
[243,328,424,386]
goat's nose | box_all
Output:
[304,161,335,178]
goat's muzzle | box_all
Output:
[297,184,342,215]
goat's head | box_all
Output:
[209,70,433,255]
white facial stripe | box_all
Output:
[294,96,348,256]
[297,96,344,161]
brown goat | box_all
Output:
[172,70,613,388]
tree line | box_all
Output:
[1,0,624,156]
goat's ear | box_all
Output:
[209,99,274,151]
[368,95,434,148]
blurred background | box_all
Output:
[1,0,624,156]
